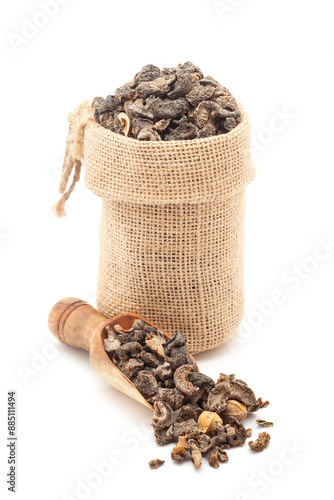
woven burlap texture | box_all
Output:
[56,101,255,353]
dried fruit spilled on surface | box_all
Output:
[92,62,242,141]
[248,432,271,452]
[256,419,274,427]
[149,459,165,469]
[104,321,270,468]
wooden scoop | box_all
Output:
[48,298,197,409]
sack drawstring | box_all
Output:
[53,100,93,218]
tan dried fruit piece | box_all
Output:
[171,435,189,461]
[113,322,140,334]
[188,439,202,468]
[217,449,229,463]
[174,364,197,396]
[256,419,273,427]
[208,447,220,468]
[149,459,165,469]
[118,112,131,137]
[197,411,222,434]
[222,400,248,423]
[248,432,271,452]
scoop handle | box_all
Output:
[48,298,109,351]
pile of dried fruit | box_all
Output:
[92,62,242,141]
[104,320,271,469]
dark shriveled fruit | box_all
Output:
[248,432,271,452]
[149,459,165,469]
[92,62,241,140]
[103,323,269,469]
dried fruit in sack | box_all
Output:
[92,62,242,140]
[198,411,222,434]
[189,440,202,468]
[137,128,162,141]
[165,120,198,141]
[134,64,162,85]
[136,74,176,99]
[222,400,248,423]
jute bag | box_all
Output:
[55,100,255,354]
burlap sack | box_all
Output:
[55,100,255,353]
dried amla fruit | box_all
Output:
[248,432,271,452]
[152,401,173,429]
[149,459,165,469]
[217,449,229,463]
[174,364,197,395]
[92,62,241,141]
[208,447,220,469]
[103,323,270,469]
[256,419,274,427]
[198,411,222,434]
[222,400,248,423]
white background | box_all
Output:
[1,0,334,499]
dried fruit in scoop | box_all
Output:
[103,322,270,469]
